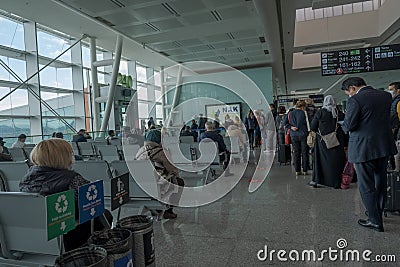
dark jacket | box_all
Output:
[275,114,286,134]
[306,104,317,122]
[285,109,308,137]
[199,130,227,152]
[72,134,87,143]
[1,145,9,154]
[198,118,208,129]
[342,86,397,163]
[244,116,257,130]
[191,122,198,130]
[19,166,84,196]
[311,108,346,147]
[213,120,220,129]
[310,109,345,135]
[0,153,12,162]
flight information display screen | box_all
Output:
[321,43,400,76]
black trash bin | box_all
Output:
[55,246,107,267]
[117,215,155,267]
[88,228,133,267]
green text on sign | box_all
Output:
[46,190,76,241]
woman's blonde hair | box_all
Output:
[296,100,307,109]
[30,139,73,169]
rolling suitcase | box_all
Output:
[278,144,291,165]
[385,171,400,213]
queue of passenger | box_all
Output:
[2,78,399,243]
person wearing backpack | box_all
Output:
[388,82,400,170]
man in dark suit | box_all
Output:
[342,77,397,232]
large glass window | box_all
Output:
[295,0,385,22]
[0,12,156,140]
[41,92,74,116]
[155,89,162,102]
[137,84,148,100]
[0,87,29,116]
[0,15,25,50]
[39,64,73,89]
[37,30,71,63]
[0,118,30,140]
[0,56,27,82]
[138,102,149,119]
[154,71,161,87]
[136,64,147,83]
[42,117,75,136]
[119,60,128,75]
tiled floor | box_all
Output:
[152,151,400,266]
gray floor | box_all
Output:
[152,154,400,266]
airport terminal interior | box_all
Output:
[1,0,400,266]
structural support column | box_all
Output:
[90,37,101,133]
[71,38,85,131]
[147,67,156,120]
[23,21,43,143]
[171,65,182,109]
[100,35,123,135]
[160,66,166,121]
[168,65,183,127]
[103,51,115,130]
[126,60,139,130]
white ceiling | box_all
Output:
[1,0,400,102]
[61,0,271,67]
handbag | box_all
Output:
[304,111,316,148]
[307,132,317,148]
[341,160,354,189]
[284,112,291,145]
[285,129,291,145]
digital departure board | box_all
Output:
[321,43,400,76]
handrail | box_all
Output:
[0,34,86,103]
[0,60,77,133]
[0,34,87,133]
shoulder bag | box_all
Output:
[318,113,340,149]
[304,111,316,148]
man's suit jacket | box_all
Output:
[343,86,397,163]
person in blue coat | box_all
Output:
[342,77,397,232]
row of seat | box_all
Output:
[164,135,240,148]
[70,142,140,162]
[5,147,34,162]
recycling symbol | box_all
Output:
[54,194,68,213]
[86,184,98,201]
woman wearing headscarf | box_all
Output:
[135,129,184,219]
[309,95,346,188]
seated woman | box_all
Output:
[310,95,346,188]
[19,139,112,251]
[136,129,184,219]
